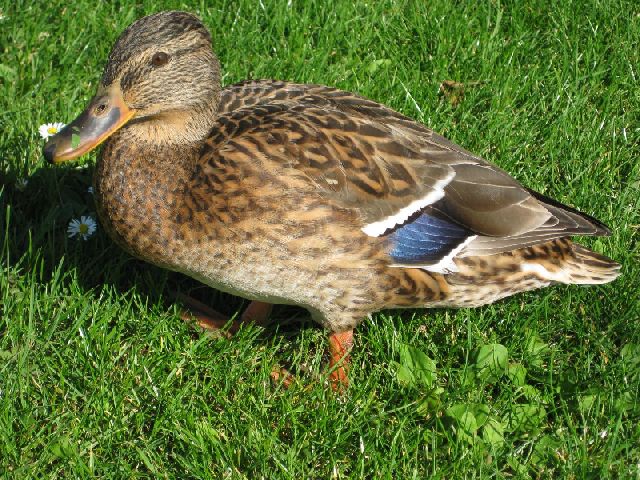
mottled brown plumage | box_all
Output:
[44,11,620,388]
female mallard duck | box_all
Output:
[44,11,620,388]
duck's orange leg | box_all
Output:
[177,292,273,335]
[178,294,290,385]
[328,329,354,391]
[240,300,274,325]
[179,293,353,391]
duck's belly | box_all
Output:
[165,240,337,310]
[163,235,385,325]
[175,259,309,306]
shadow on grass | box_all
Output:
[2,159,314,343]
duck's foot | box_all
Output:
[176,292,273,336]
[241,300,274,325]
[176,293,290,385]
[270,331,354,392]
[177,293,233,335]
[177,293,353,392]
[328,329,354,392]
[269,364,296,388]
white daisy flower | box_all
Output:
[67,216,97,240]
[39,122,66,140]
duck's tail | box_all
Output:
[435,238,620,308]
[551,243,621,285]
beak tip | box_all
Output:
[43,141,57,164]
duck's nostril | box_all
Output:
[95,103,107,115]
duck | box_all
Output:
[44,11,620,389]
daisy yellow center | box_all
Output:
[79,224,89,234]
[47,126,58,134]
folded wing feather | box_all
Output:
[211,80,610,273]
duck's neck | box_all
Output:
[94,122,205,267]
[126,100,219,146]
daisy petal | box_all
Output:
[67,215,97,240]
[39,122,66,140]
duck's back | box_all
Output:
[203,79,619,323]
[214,80,613,264]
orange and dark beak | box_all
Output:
[44,84,135,164]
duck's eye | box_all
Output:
[151,52,169,67]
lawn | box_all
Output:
[1,0,639,478]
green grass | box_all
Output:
[1,0,639,477]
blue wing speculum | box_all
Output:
[386,212,474,272]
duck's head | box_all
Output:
[44,11,221,164]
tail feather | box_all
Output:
[441,238,620,308]
[526,188,612,236]
[563,244,621,284]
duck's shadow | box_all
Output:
[4,161,312,340]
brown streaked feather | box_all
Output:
[203,96,455,229]
[214,82,532,236]
[214,80,618,275]
[525,188,611,235]
[431,238,621,309]
[215,81,613,263]
[45,11,622,389]
[216,80,596,248]
[435,164,551,236]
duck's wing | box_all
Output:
[205,87,609,272]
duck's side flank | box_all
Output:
[381,237,620,310]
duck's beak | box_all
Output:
[44,84,135,164]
